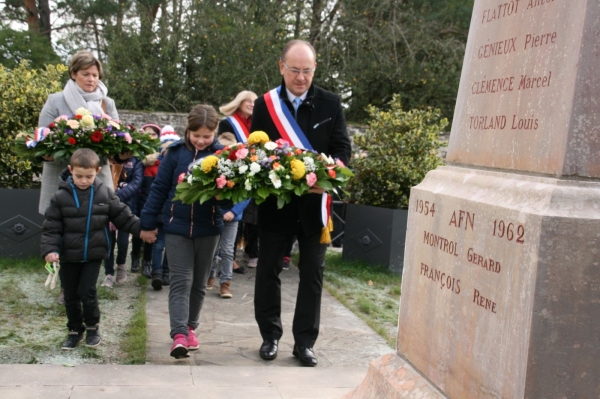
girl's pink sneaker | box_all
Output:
[170,334,189,359]
[188,326,199,351]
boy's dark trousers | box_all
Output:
[59,260,102,332]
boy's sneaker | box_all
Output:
[130,258,140,273]
[187,326,199,351]
[116,264,127,284]
[85,325,101,347]
[220,282,232,298]
[142,260,152,279]
[170,334,189,358]
[206,277,215,290]
[56,288,65,305]
[282,257,290,270]
[62,331,84,350]
[162,271,170,286]
[247,258,258,268]
[151,270,163,291]
[101,275,115,288]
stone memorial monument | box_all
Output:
[344,1,600,398]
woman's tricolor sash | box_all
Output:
[263,86,334,244]
[226,114,250,143]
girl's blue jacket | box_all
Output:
[140,139,228,237]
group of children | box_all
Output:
[41,105,261,356]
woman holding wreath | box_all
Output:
[38,50,119,215]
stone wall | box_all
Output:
[119,110,448,158]
[119,110,189,134]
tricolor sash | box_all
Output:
[263,86,312,150]
[263,86,333,243]
[226,114,250,143]
[26,127,50,148]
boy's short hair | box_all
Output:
[70,148,100,169]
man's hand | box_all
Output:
[45,252,59,263]
[308,183,326,194]
[223,211,235,222]
[140,229,158,243]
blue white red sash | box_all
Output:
[26,127,50,148]
[226,114,249,143]
[263,86,312,150]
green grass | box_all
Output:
[319,251,402,347]
[0,256,150,364]
[119,275,148,364]
[0,257,46,273]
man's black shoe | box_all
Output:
[293,345,318,367]
[259,339,278,360]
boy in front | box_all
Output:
[41,148,154,350]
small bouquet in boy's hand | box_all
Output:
[173,131,353,209]
[44,261,60,290]
[14,108,159,161]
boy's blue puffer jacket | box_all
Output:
[140,139,228,237]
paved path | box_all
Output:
[0,250,395,398]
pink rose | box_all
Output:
[336,159,345,167]
[101,113,112,120]
[306,172,317,187]
[123,133,132,144]
[275,138,290,148]
[54,115,69,122]
[236,148,249,160]
[177,173,186,184]
[216,175,227,189]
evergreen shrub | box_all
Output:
[0,61,67,188]
[347,94,448,209]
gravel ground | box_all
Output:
[0,262,142,365]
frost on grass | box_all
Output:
[0,267,141,365]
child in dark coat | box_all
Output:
[101,151,143,287]
[41,149,153,350]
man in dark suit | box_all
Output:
[250,39,352,367]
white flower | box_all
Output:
[264,141,277,150]
[248,162,261,176]
[269,170,282,188]
[303,157,317,172]
[239,164,249,174]
[74,107,91,116]
[256,149,267,160]
[187,175,193,184]
[245,179,252,190]
[320,153,335,164]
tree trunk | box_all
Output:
[38,0,52,41]
[23,0,40,33]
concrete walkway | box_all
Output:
[0,251,395,398]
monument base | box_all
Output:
[398,166,600,398]
[341,353,446,399]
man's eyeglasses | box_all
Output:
[281,60,316,76]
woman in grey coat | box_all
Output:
[38,50,119,215]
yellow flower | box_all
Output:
[80,114,96,128]
[290,159,306,180]
[201,155,219,173]
[248,131,270,145]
